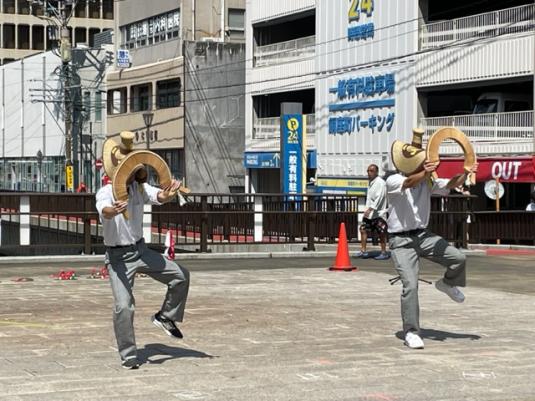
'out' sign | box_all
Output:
[491,161,522,181]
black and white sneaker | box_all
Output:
[122,358,140,370]
[152,312,183,339]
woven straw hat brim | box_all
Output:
[102,138,120,178]
[112,150,172,202]
[391,140,426,175]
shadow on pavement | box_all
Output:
[138,343,216,364]
[395,329,481,342]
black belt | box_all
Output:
[391,228,426,237]
[108,239,143,250]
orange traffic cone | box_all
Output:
[329,222,358,271]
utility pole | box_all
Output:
[30,0,75,191]
[59,2,74,192]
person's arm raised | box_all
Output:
[401,161,438,190]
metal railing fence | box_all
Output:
[420,111,533,150]
[1,192,534,256]
[253,114,316,140]
[254,35,315,67]
[420,3,535,49]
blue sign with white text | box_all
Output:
[281,114,305,199]
[243,150,317,169]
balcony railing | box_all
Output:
[420,4,535,50]
[253,114,316,140]
[420,111,534,154]
[254,35,315,67]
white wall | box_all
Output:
[1,52,65,158]
[315,0,419,177]
[248,0,315,23]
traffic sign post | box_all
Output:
[95,159,103,170]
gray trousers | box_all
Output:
[105,239,190,362]
[389,230,466,335]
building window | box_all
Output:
[3,0,15,14]
[18,25,30,49]
[89,0,100,19]
[107,87,127,115]
[95,92,102,121]
[228,8,245,31]
[75,27,87,46]
[130,84,151,112]
[75,0,87,18]
[3,24,15,48]
[157,79,181,109]
[32,25,45,50]
[103,0,114,20]
[17,0,30,14]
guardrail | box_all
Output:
[420,3,535,50]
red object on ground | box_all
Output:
[329,222,358,272]
[51,270,77,280]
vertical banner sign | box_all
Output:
[65,162,74,192]
[281,114,307,200]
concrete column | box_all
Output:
[254,195,262,242]
[20,195,30,245]
[143,204,152,243]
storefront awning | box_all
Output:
[436,156,535,183]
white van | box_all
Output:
[472,92,533,114]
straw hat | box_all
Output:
[102,131,135,179]
[112,150,191,205]
[391,128,426,175]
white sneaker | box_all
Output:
[435,278,465,303]
[404,331,424,349]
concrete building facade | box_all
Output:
[106,0,245,185]
[245,0,535,210]
[0,0,114,64]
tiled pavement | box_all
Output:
[0,257,534,401]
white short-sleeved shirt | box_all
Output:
[386,173,450,233]
[95,182,161,246]
[366,176,387,219]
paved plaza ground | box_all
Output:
[0,254,534,401]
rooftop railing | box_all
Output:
[420,4,535,50]
[254,35,315,67]
[253,114,316,140]
[420,111,533,147]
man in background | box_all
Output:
[354,164,390,260]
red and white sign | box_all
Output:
[95,159,103,170]
[436,156,535,183]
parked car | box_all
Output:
[472,92,533,114]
